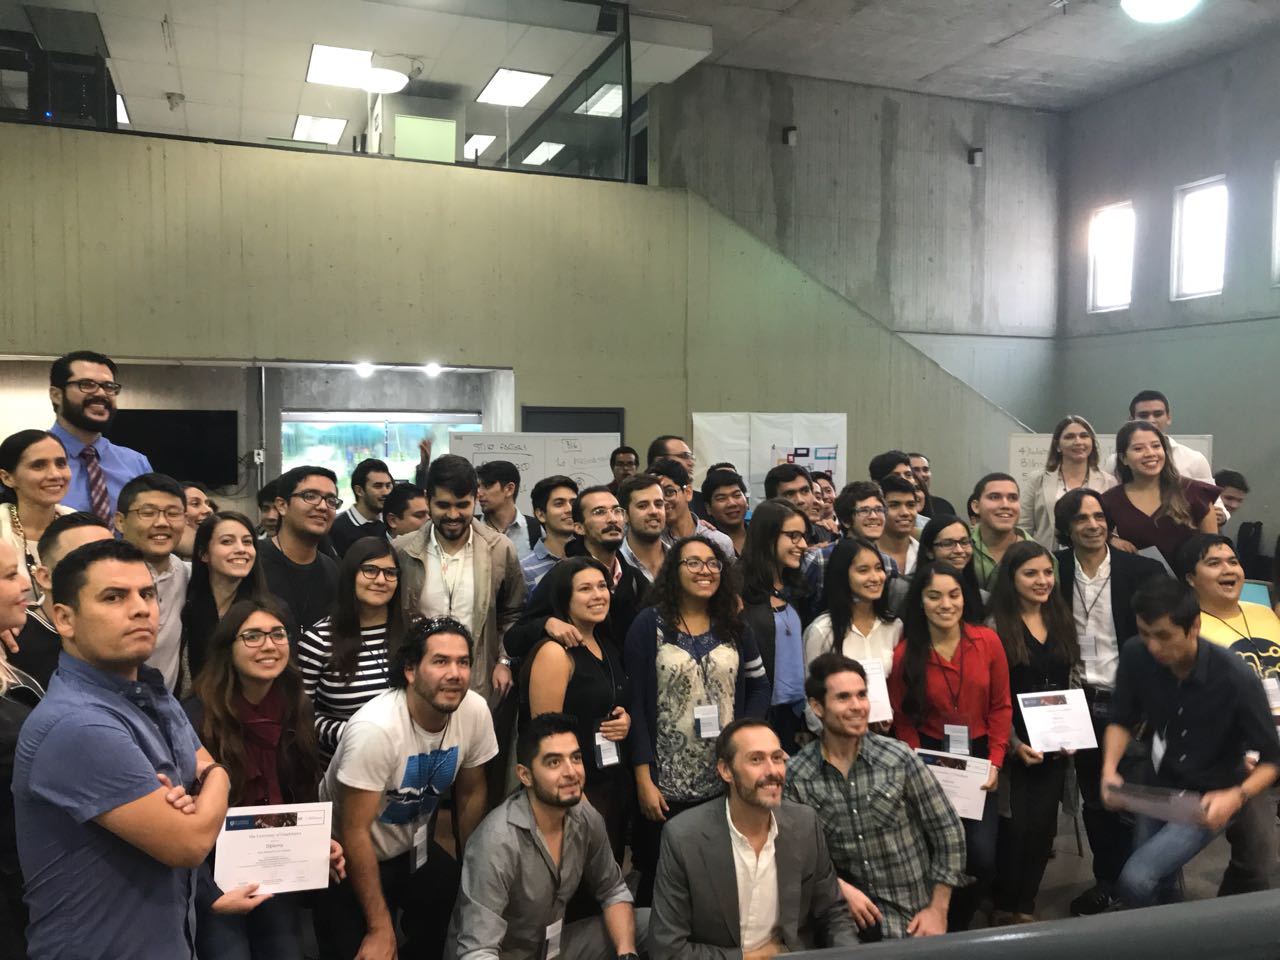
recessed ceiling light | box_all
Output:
[293,115,347,145]
[365,66,409,94]
[523,142,564,166]
[463,134,496,160]
[307,44,373,87]
[1120,0,1201,23]
[115,94,129,125]
[423,362,443,378]
[574,83,623,118]
[353,362,375,378]
[476,68,551,108]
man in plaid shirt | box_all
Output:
[784,653,967,938]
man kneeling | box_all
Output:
[448,712,644,960]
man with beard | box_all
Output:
[504,486,646,660]
[330,458,395,557]
[47,351,153,527]
[320,618,497,960]
[447,713,643,960]
[618,474,668,583]
[651,719,856,960]
[703,469,749,556]
[258,465,341,631]
[785,654,964,939]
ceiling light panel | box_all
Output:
[574,82,623,118]
[293,115,347,144]
[464,134,496,159]
[523,142,564,166]
[306,44,374,88]
[116,94,129,124]
[476,68,551,107]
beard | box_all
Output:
[412,672,465,715]
[734,773,784,809]
[531,778,582,809]
[60,395,116,433]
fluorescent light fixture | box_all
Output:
[423,362,443,378]
[307,44,374,87]
[353,362,375,378]
[1121,0,1201,23]
[293,115,347,145]
[116,94,129,125]
[523,142,564,166]
[476,68,551,107]
[464,134,496,160]
[365,66,409,94]
[574,83,623,118]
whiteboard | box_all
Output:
[1009,433,1213,492]
[692,412,847,504]
[448,432,620,515]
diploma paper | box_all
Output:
[863,659,893,725]
[214,802,332,895]
[917,750,991,821]
[1016,689,1099,754]
[1104,783,1204,825]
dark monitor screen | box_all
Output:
[107,409,239,488]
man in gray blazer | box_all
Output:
[650,719,857,960]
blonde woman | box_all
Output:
[1024,416,1114,550]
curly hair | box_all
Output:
[646,535,743,648]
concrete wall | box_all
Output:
[0,122,1026,504]
[650,64,1063,427]
[1060,36,1280,528]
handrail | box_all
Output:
[788,891,1280,960]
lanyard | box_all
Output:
[1202,608,1260,657]
[432,538,464,615]
[935,637,967,713]
[670,617,721,696]
[1074,569,1112,624]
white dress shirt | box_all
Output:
[146,556,191,692]
[726,802,780,953]
[1074,550,1118,689]
[420,525,476,636]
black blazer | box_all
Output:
[1055,546,1168,646]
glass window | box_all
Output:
[1087,201,1135,312]
[1172,177,1228,299]
[1272,161,1280,286]
[281,412,482,482]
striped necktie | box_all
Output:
[80,445,113,526]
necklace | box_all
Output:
[8,504,40,596]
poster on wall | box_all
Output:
[770,445,839,477]
[693,413,847,504]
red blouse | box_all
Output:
[888,623,1012,768]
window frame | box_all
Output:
[1086,199,1136,314]
[1170,174,1228,302]
[1271,160,1280,287]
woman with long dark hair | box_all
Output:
[186,599,342,960]
[181,511,269,680]
[1024,416,1115,549]
[0,430,71,602]
[738,498,810,753]
[917,515,987,622]
[297,536,406,763]
[986,541,1079,924]
[1100,421,1218,566]
[522,556,631,860]
[803,536,901,669]
[624,535,769,905]
[888,561,1011,931]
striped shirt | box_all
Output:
[297,617,393,760]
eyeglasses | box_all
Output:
[779,530,808,545]
[660,485,688,499]
[678,557,723,573]
[237,627,290,647]
[854,506,886,517]
[291,490,343,510]
[359,564,400,582]
[62,378,122,396]
[933,538,974,552]
[128,505,185,522]
[587,505,626,519]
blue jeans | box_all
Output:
[196,893,303,960]
[1117,814,1219,907]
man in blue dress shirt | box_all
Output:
[47,351,152,525]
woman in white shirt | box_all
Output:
[803,536,903,671]
[1025,416,1114,549]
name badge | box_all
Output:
[944,723,970,756]
[595,732,620,768]
[694,703,721,740]
[412,821,430,872]
[1264,677,1280,714]
[1078,633,1098,661]
[543,919,563,960]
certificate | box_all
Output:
[1104,783,1204,825]
[916,749,991,821]
[862,658,893,725]
[1016,689,1099,753]
[214,802,333,895]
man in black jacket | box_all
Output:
[1054,487,1166,916]
[504,486,645,661]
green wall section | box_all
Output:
[0,122,1024,494]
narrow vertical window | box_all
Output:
[1173,177,1228,299]
[1088,201,1136,312]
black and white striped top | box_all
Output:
[297,616,392,760]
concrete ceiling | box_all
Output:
[630,0,1280,111]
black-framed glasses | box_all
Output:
[359,564,400,582]
[128,505,185,522]
[854,505,886,517]
[62,378,122,396]
[291,490,342,510]
[678,557,723,573]
[934,537,974,552]
[237,627,289,647]
[779,530,808,545]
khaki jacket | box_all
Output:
[393,519,527,704]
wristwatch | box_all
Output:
[498,656,515,668]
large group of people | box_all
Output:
[0,350,1276,960]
